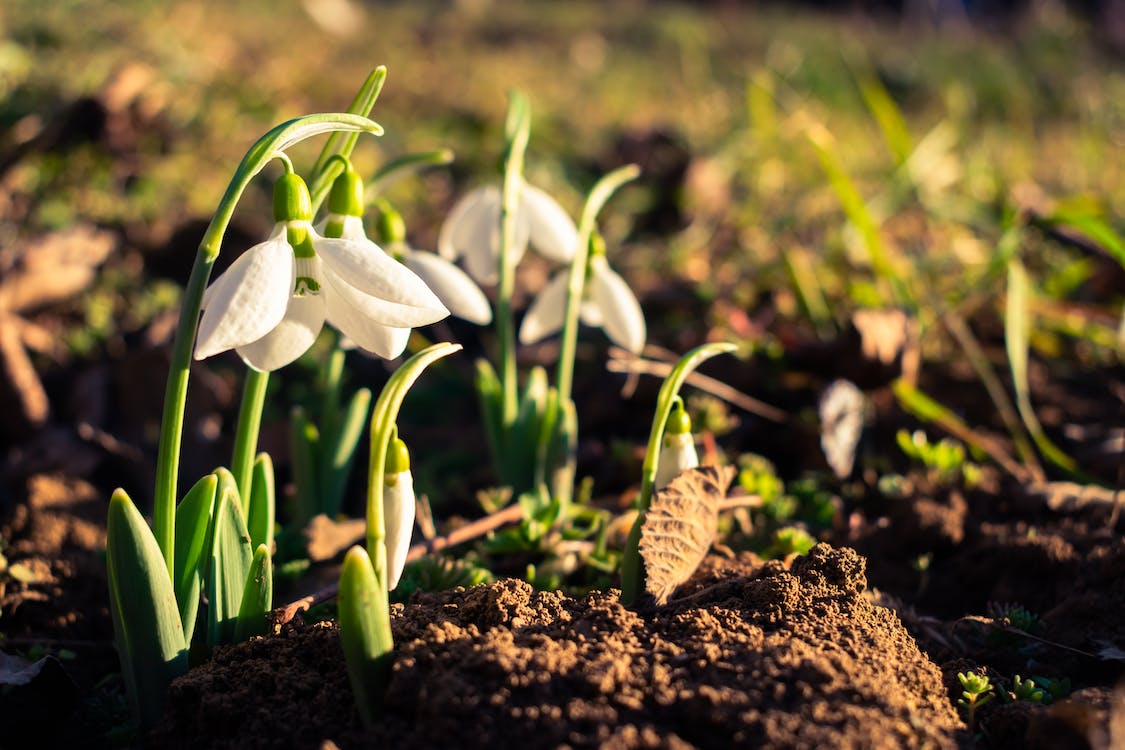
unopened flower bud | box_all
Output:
[384,436,414,590]
[655,400,698,489]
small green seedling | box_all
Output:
[957,671,995,727]
[1009,675,1046,703]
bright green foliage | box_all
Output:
[247,453,275,552]
[394,556,494,602]
[896,429,969,483]
[106,489,188,728]
[234,544,273,641]
[206,487,253,647]
[337,546,393,727]
[767,527,817,558]
[1009,675,1046,703]
[172,474,218,643]
[957,671,995,727]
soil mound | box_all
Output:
[154,544,964,748]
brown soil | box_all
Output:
[152,544,966,749]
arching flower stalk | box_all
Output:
[194,169,448,371]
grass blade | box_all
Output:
[1005,260,1080,475]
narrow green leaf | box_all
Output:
[1038,205,1125,269]
[308,66,388,209]
[368,149,455,197]
[475,357,504,481]
[173,474,217,644]
[289,406,320,524]
[1005,261,1079,474]
[855,71,913,166]
[806,124,911,308]
[338,546,393,727]
[106,489,188,728]
[247,453,275,552]
[234,545,273,642]
[206,487,253,648]
[322,387,372,517]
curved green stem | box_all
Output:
[366,343,462,588]
[496,91,531,432]
[152,111,382,576]
[231,368,270,512]
[556,164,641,406]
[619,341,737,607]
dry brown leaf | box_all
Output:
[0,225,116,313]
[852,308,909,365]
[640,465,736,605]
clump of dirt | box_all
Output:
[154,544,965,749]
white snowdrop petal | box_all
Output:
[325,291,411,359]
[320,265,447,328]
[518,271,569,345]
[590,260,646,354]
[384,470,416,591]
[194,236,294,361]
[579,300,604,327]
[315,214,367,242]
[235,293,326,372]
[655,434,700,490]
[314,234,448,319]
[405,251,493,325]
[520,181,577,263]
[438,186,499,261]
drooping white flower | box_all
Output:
[519,253,646,354]
[437,179,578,285]
[369,203,492,326]
[383,435,415,591]
[655,400,699,489]
[194,174,448,371]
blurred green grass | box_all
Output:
[1,0,1121,366]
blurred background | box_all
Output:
[0,0,1122,508]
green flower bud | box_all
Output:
[385,436,410,481]
[665,399,692,437]
[375,205,407,245]
[327,162,365,217]
[273,173,312,223]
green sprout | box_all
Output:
[956,671,995,727]
[339,341,461,727]
[1009,675,1046,703]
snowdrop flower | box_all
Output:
[195,171,448,371]
[383,434,415,591]
[438,178,578,285]
[654,399,699,489]
[373,205,492,326]
[519,233,646,354]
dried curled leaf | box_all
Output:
[640,465,736,605]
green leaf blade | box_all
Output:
[107,489,188,728]
[173,474,218,644]
[338,545,393,727]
